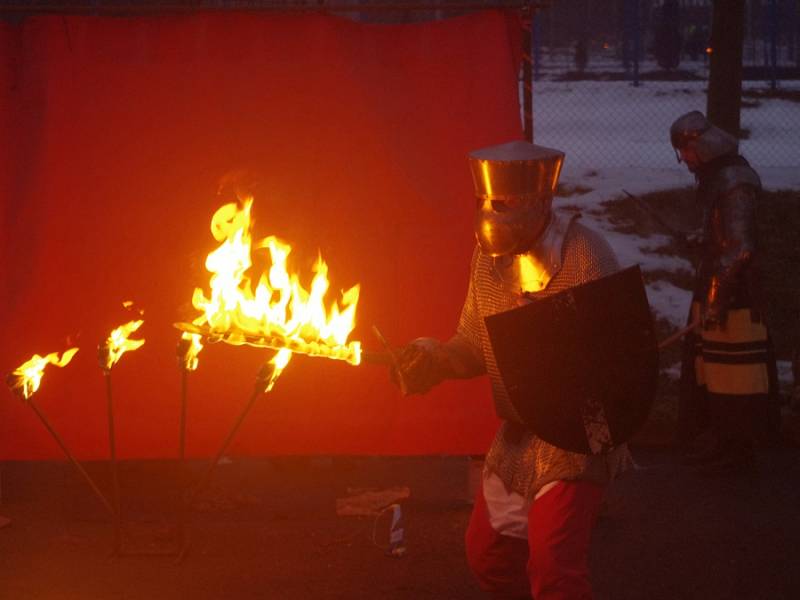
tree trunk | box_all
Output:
[706,0,745,137]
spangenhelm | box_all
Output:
[670,111,739,164]
[469,141,564,257]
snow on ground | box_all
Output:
[532,80,800,171]
[529,79,800,383]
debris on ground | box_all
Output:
[335,486,410,517]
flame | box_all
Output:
[517,254,547,293]
[8,348,79,400]
[101,320,145,371]
[265,349,293,392]
[179,332,204,372]
[189,198,361,365]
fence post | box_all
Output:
[533,8,541,82]
[624,0,641,87]
[522,6,534,142]
[707,0,745,137]
[768,0,778,90]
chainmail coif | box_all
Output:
[456,214,633,499]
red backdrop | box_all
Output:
[0,10,523,459]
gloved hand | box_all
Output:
[390,338,445,396]
[702,300,728,330]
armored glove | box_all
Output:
[390,338,448,396]
[702,278,728,330]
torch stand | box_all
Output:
[99,347,182,558]
[26,397,117,519]
[102,368,123,556]
[177,362,275,562]
[176,337,192,560]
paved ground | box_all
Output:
[1,448,799,599]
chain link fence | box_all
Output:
[528,0,800,170]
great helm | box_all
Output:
[469,141,564,257]
[669,111,738,164]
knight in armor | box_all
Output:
[389,141,632,599]
[670,110,779,472]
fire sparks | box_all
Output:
[7,348,79,400]
[100,320,145,372]
[184,198,362,366]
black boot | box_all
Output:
[679,435,726,466]
[696,440,756,475]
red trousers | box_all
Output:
[465,480,604,600]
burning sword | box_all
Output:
[173,321,360,365]
[176,198,362,366]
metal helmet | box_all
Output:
[468,141,564,257]
[670,111,738,164]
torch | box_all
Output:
[175,332,203,555]
[177,332,203,463]
[98,319,145,554]
[175,349,289,563]
[193,349,291,495]
[5,349,116,518]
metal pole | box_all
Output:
[658,321,701,350]
[522,6,534,142]
[533,8,541,82]
[27,399,116,518]
[177,365,189,558]
[179,369,188,463]
[0,1,548,14]
[193,363,275,495]
[176,363,275,563]
[196,389,260,493]
[632,0,640,87]
[104,371,122,554]
[768,0,778,90]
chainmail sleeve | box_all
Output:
[447,246,487,378]
[706,184,757,318]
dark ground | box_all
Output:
[1,447,800,600]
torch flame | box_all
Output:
[101,320,145,371]
[8,348,79,400]
[188,198,362,365]
[179,332,204,372]
[265,348,293,392]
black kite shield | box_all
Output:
[484,266,658,455]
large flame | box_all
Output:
[101,320,145,371]
[8,348,79,400]
[189,199,362,365]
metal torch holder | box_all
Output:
[176,359,276,562]
[97,344,182,557]
[4,377,117,541]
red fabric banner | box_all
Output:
[0,11,522,459]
